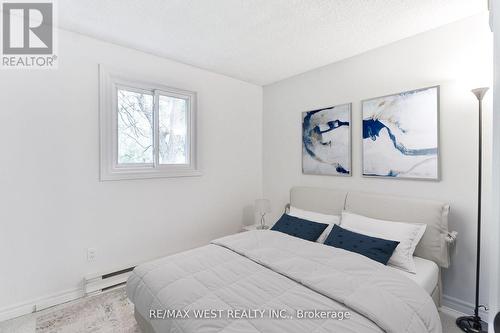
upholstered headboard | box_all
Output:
[290,186,451,268]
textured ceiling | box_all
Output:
[58,0,486,85]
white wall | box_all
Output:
[0,29,262,312]
[263,14,492,312]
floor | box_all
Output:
[0,287,464,333]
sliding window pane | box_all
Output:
[117,89,154,164]
[158,95,188,164]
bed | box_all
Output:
[127,187,452,333]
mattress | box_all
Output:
[388,257,439,294]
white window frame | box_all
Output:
[99,66,200,181]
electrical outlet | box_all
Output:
[87,248,97,262]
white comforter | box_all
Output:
[127,230,442,333]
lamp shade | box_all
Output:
[471,87,489,101]
[255,199,271,215]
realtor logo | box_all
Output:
[1,1,57,68]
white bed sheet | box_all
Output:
[388,256,439,294]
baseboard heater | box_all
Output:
[84,266,135,295]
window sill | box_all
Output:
[100,168,202,181]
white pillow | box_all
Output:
[288,206,340,243]
[340,211,426,273]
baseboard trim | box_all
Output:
[0,288,84,322]
[442,294,489,320]
[0,303,35,323]
[440,305,466,318]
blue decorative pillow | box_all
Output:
[271,214,328,242]
[324,225,399,265]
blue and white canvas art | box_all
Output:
[302,104,351,176]
[362,86,439,179]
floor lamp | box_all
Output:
[456,87,489,333]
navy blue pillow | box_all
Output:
[271,214,328,242]
[324,225,399,265]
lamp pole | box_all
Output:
[456,87,489,333]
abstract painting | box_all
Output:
[302,103,351,176]
[362,86,439,179]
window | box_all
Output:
[99,66,199,180]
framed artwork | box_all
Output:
[302,103,351,176]
[362,86,439,180]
